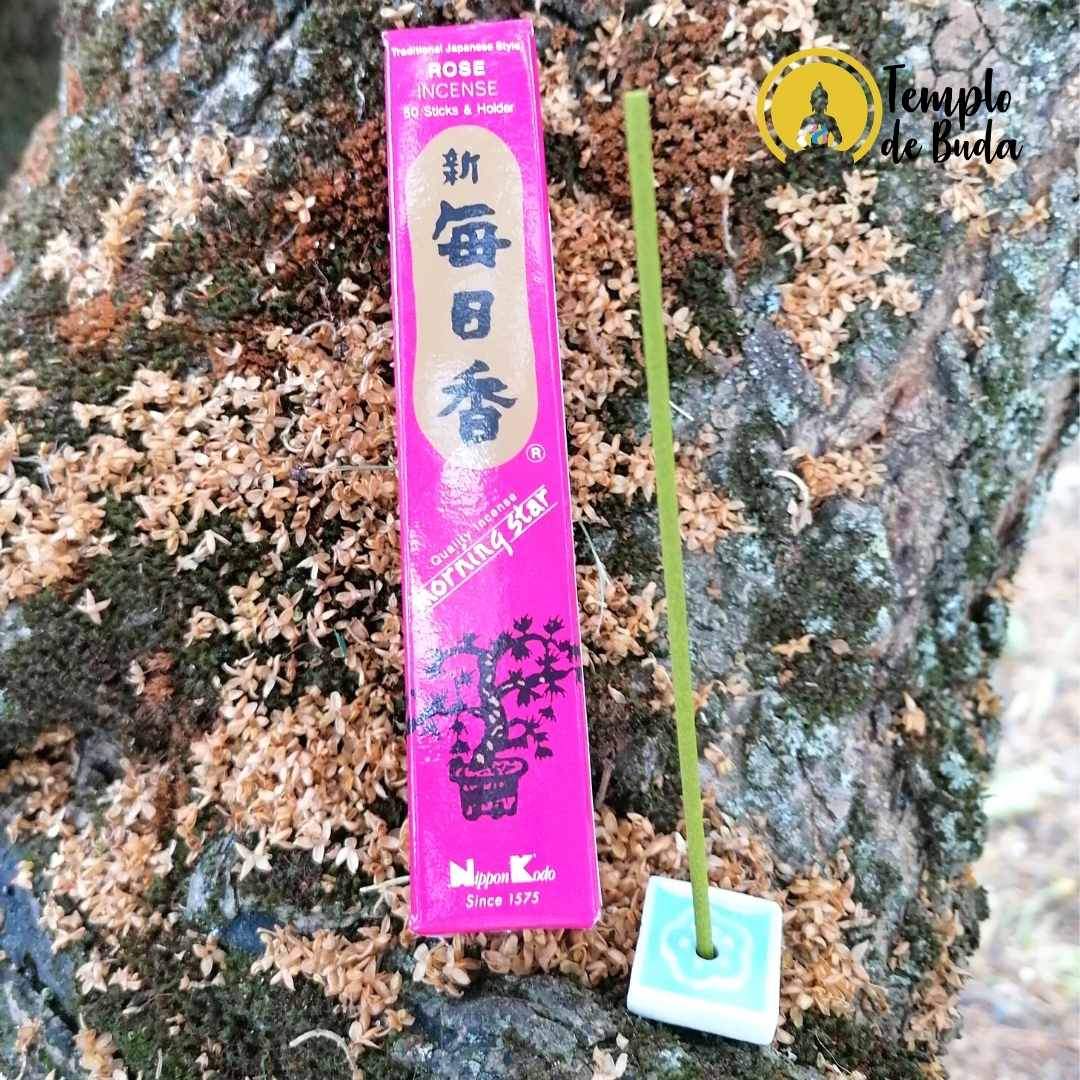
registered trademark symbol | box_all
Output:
[526,444,545,463]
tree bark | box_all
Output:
[0,1,1076,1079]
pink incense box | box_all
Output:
[383,19,601,935]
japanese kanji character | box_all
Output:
[451,290,494,340]
[438,360,516,444]
[442,148,480,185]
[433,200,511,268]
[458,150,479,183]
[442,148,459,185]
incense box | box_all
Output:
[383,19,601,935]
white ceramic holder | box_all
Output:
[627,876,783,1045]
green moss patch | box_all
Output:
[0,498,252,758]
[82,947,352,1080]
[790,1014,928,1080]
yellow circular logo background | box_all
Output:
[756,48,883,163]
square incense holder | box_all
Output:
[627,877,782,1044]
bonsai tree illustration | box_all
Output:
[411,615,581,821]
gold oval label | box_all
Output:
[405,125,537,469]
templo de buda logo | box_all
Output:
[756,47,1023,167]
[756,47,883,164]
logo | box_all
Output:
[448,853,555,888]
[756,47,883,164]
[449,858,476,888]
[756,52,1023,168]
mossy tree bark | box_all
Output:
[0,1,1076,1079]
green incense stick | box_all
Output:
[624,89,715,960]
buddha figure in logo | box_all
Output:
[796,82,843,149]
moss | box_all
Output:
[678,256,744,353]
[790,1015,928,1080]
[845,788,903,911]
[132,3,178,65]
[0,179,65,270]
[1018,0,1080,37]
[888,182,949,268]
[729,161,799,276]
[778,145,859,198]
[984,265,1038,373]
[720,412,789,531]
[745,503,895,727]
[972,593,1011,659]
[955,876,990,952]
[61,1,128,103]
[933,599,986,687]
[894,894,942,974]
[816,0,914,72]
[597,991,791,1080]
[54,120,132,236]
[17,308,202,449]
[232,844,382,920]
[139,201,280,324]
[583,494,659,583]
[0,498,256,758]
[196,260,268,324]
[293,0,391,112]
[895,687,991,873]
[584,658,683,832]
[963,511,1004,583]
[725,100,895,279]
[544,131,582,190]
[665,337,705,382]
[82,946,355,1080]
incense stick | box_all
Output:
[624,88,715,960]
